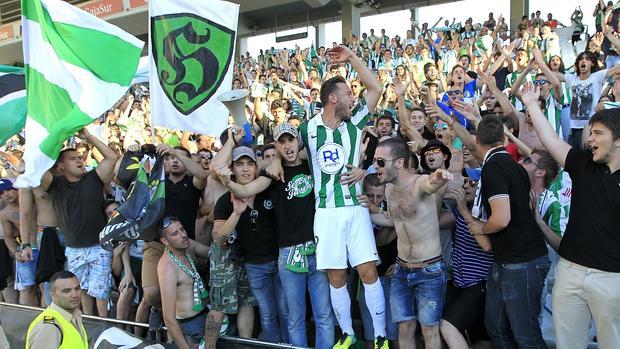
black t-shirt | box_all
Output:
[264,161,315,247]
[362,132,379,170]
[49,171,106,248]
[559,148,620,272]
[164,175,202,240]
[481,148,547,263]
[376,229,397,276]
[214,191,278,264]
[494,67,510,91]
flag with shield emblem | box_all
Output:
[149,0,239,136]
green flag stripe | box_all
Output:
[317,125,327,208]
[22,4,141,86]
[332,129,344,207]
[25,66,93,157]
[0,96,27,145]
[345,122,359,203]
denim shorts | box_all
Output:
[390,260,447,326]
[15,248,39,290]
[178,309,208,344]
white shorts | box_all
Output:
[314,205,378,270]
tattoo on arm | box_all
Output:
[205,313,222,347]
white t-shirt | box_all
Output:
[565,70,607,129]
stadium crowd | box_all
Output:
[2,2,620,349]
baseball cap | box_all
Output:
[464,167,482,181]
[0,178,15,193]
[232,146,257,162]
[273,123,298,141]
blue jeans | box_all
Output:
[278,247,334,349]
[360,275,398,341]
[390,261,447,326]
[485,255,550,349]
[244,260,289,343]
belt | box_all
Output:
[396,255,443,270]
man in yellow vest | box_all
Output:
[26,270,88,348]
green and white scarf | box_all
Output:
[166,248,208,311]
[285,240,316,273]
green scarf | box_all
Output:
[285,240,316,273]
[166,247,208,311]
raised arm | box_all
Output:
[157,144,207,190]
[80,127,118,185]
[326,45,382,112]
[480,72,516,115]
[522,84,571,167]
[508,59,535,97]
[530,47,563,101]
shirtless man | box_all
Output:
[361,138,453,349]
[19,169,62,307]
[157,217,210,349]
[0,178,39,306]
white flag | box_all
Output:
[149,0,239,137]
[17,0,142,187]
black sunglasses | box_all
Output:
[374,158,397,168]
[249,209,258,231]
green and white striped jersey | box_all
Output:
[544,92,563,136]
[299,98,370,208]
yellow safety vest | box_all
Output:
[26,307,88,349]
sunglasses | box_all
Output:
[523,156,543,169]
[374,158,397,168]
[434,123,449,130]
[446,90,463,96]
[249,209,259,231]
[200,153,212,160]
[533,79,549,86]
[464,178,479,187]
[424,148,443,157]
[161,216,178,229]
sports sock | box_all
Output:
[329,283,354,336]
[363,279,387,338]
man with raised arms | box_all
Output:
[361,138,453,349]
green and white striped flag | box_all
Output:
[0,65,27,146]
[16,0,143,188]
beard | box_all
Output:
[335,102,351,121]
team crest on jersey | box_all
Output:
[317,142,346,175]
[263,199,273,210]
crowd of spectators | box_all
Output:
[2,2,620,348]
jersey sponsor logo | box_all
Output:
[317,142,345,175]
[286,174,313,200]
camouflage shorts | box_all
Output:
[209,244,257,314]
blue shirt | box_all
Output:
[451,208,494,287]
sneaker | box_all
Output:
[374,335,389,349]
[333,332,357,349]
[198,338,206,349]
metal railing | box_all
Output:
[0,302,309,348]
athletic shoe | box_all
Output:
[374,335,389,349]
[333,332,356,348]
